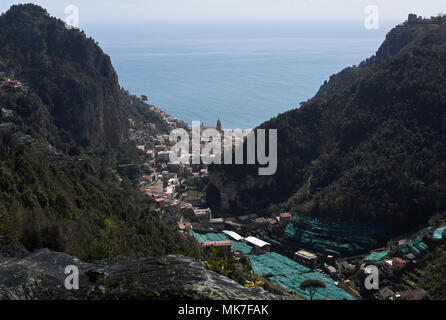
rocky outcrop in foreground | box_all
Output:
[0,248,288,300]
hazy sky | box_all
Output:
[0,0,444,24]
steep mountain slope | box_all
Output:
[0,4,285,300]
[0,4,200,262]
[316,15,446,99]
[210,15,446,233]
[0,4,128,148]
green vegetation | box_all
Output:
[0,4,129,149]
[122,92,169,134]
[0,128,200,260]
[299,280,326,301]
[187,189,205,199]
[0,4,200,262]
[211,15,446,236]
[205,248,297,298]
[402,243,446,299]
[205,246,235,276]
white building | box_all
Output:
[244,236,270,248]
[194,208,211,219]
[223,230,244,241]
[295,250,317,267]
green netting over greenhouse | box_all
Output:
[433,226,446,239]
[364,251,388,262]
[189,231,252,254]
[269,272,354,301]
[284,216,391,256]
[189,230,228,242]
[249,252,310,276]
[249,253,355,300]
[263,236,282,247]
[231,241,252,254]
[400,238,428,255]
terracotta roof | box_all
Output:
[391,257,406,264]
[267,218,278,225]
[280,212,292,218]
[200,240,231,247]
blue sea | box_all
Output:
[86,21,391,129]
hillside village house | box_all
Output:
[144,179,163,196]
[200,240,232,256]
[222,230,244,241]
[267,218,278,230]
[254,217,267,224]
[384,257,407,274]
[244,236,270,248]
[183,197,205,207]
[146,149,154,158]
[324,263,337,275]
[167,116,177,122]
[154,198,165,211]
[193,208,211,220]
[294,250,317,268]
[168,162,185,175]
[142,173,157,183]
[157,150,171,163]
[279,212,292,225]
[164,185,176,198]
[155,144,167,151]
[179,202,195,218]
[280,212,292,218]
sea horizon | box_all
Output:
[85,21,394,129]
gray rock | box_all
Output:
[0,248,288,300]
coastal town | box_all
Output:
[1,2,446,304]
[127,101,446,300]
[2,80,445,300]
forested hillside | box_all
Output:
[0,4,199,260]
[210,15,446,234]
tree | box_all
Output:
[299,279,326,300]
[140,94,148,102]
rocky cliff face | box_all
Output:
[209,170,275,213]
[0,248,288,300]
[0,4,128,147]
